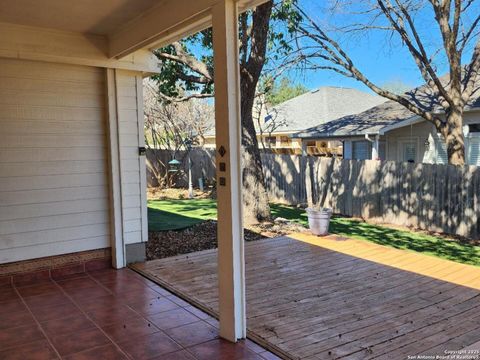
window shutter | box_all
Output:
[435,135,448,164]
[467,137,480,166]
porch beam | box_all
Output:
[108,0,270,59]
[0,22,159,74]
[212,0,246,342]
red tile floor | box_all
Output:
[0,268,279,360]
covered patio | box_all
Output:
[1,0,266,350]
[2,0,480,359]
[0,268,277,359]
[132,234,480,359]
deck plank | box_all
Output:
[131,235,480,359]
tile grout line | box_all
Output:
[84,270,204,359]
[130,267,276,358]
[50,275,134,360]
[8,270,273,360]
[12,285,63,360]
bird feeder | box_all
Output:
[168,159,181,173]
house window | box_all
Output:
[434,133,480,165]
[467,137,480,166]
[280,136,291,147]
[468,124,480,133]
[402,142,417,163]
[265,136,276,147]
[352,141,371,160]
[306,140,316,147]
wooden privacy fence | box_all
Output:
[147,149,480,238]
[303,157,480,239]
[146,149,216,188]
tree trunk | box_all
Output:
[241,90,271,224]
[443,108,466,166]
[239,2,273,224]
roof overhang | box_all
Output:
[0,0,269,72]
[294,133,377,140]
[378,115,422,135]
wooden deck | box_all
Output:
[131,234,480,359]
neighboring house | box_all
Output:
[295,82,480,166]
[203,87,385,155]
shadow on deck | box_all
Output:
[131,235,480,360]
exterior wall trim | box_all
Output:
[0,22,160,74]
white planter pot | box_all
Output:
[306,208,332,236]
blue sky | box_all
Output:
[276,0,476,93]
[282,40,426,92]
[184,0,478,94]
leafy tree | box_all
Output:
[151,1,300,224]
[264,77,309,105]
[290,0,480,165]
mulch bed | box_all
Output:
[147,187,215,201]
[147,220,308,260]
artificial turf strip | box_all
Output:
[148,199,480,267]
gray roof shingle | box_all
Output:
[204,86,385,137]
[295,76,480,139]
[260,86,385,133]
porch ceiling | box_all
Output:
[0,0,269,59]
[0,0,160,35]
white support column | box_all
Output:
[105,68,125,269]
[301,140,308,157]
[212,0,246,342]
[372,135,380,160]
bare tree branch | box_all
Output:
[157,92,214,103]
[288,0,480,164]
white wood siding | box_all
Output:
[0,58,110,263]
[115,70,146,245]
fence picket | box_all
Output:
[147,149,479,239]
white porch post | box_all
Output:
[105,68,125,269]
[301,140,307,157]
[372,135,380,160]
[212,0,246,342]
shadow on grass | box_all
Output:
[329,218,480,267]
[269,203,480,267]
[148,207,208,231]
[147,200,480,267]
[148,199,217,232]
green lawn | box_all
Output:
[148,199,480,267]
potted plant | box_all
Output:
[306,206,332,236]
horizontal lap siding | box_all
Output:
[116,71,143,245]
[0,58,110,263]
